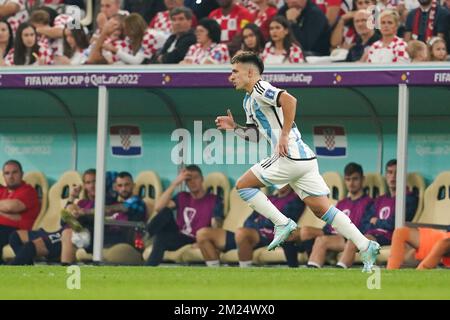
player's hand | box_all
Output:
[173,169,192,186]
[370,217,378,225]
[276,133,289,157]
[215,109,236,130]
[286,8,302,22]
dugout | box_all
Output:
[0,63,449,262]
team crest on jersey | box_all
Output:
[264,89,275,99]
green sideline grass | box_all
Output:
[0,266,448,300]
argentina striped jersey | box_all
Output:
[243,79,316,160]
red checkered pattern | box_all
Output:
[209,4,254,43]
[4,48,14,66]
[368,36,410,63]
[253,5,277,40]
[142,28,159,59]
[54,14,74,29]
[105,37,131,63]
[184,43,230,64]
[261,42,305,63]
[149,10,171,34]
[1,0,29,33]
[343,25,356,46]
[324,129,336,150]
[239,0,260,14]
[3,42,53,65]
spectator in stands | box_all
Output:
[0,19,13,66]
[197,185,304,267]
[145,165,224,266]
[0,160,39,264]
[150,0,197,41]
[208,0,254,55]
[151,7,196,63]
[407,39,429,61]
[304,163,373,268]
[0,0,29,34]
[123,0,166,24]
[387,225,450,269]
[261,15,305,63]
[238,23,266,54]
[251,0,278,41]
[54,26,90,65]
[181,18,230,64]
[404,0,450,45]
[4,22,53,65]
[331,0,376,50]
[366,9,410,63]
[278,0,331,56]
[337,159,418,268]
[428,36,448,60]
[185,0,220,20]
[95,0,129,38]
[87,14,126,64]
[345,10,381,61]
[101,13,158,64]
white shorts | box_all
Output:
[250,155,330,200]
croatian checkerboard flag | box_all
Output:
[313,126,347,157]
[110,125,142,157]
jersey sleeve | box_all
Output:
[254,81,285,108]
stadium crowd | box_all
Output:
[0,159,449,269]
[0,0,450,66]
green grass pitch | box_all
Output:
[0,266,448,300]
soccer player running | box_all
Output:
[215,51,380,271]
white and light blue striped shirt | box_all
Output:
[243,79,316,160]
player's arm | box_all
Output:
[154,170,191,212]
[277,91,297,156]
[216,109,259,142]
[0,211,21,221]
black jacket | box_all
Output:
[154,30,197,64]
[278,1,330,56]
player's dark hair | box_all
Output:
[231,51,264,74]
[2,159,23,173]
[116,171,133,181]
[386,159,397,169]
[82,168,96,180]
[344,162,363,177]
[185,164,203,177]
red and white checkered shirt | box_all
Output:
[0,0,29,33]
[142,28,161,59]
[107,38,131,64]
[261,42,305,64]
[184,42,230,64]
[343,25,356,46]
[253,5,277,40]
[3,42,53,65]
[239,0,260,14]
[54,13,75,29]
[368,36,410,63]
[149,10,171,34]
[209,4,254,43]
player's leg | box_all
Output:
[308,235,346,268]
[417,238,450,269]
[146,231,194,266]
[60,228,76,265]
[236,168,289,226]
[196,227,227,267]
[235,227,260,267]
[338,234,376,268]
[387,227,420,269]
[8,230,29,254]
